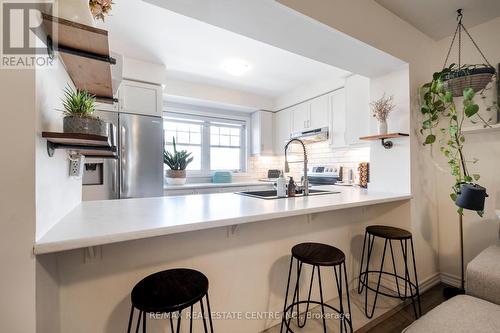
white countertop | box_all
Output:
[34,186,411,255]
[164,181,273,190]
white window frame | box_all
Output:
[164,111,248,176]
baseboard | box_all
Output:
[439,272,461,288]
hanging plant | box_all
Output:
[420,64,497,216]
[420,9,498,216]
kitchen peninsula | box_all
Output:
[36,186,412,333]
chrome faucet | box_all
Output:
[284,138,309,196]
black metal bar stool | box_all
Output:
[357,225,422,319]
[127,268,214,333]
[280,242,353,333]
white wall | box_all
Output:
[368,66,411,194]
[274,76,345,110]
[434,16,500,283]
[35,60,82,239]
[164,77,275,111]
[0,69,37,333]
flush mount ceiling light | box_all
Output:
[221,59,251,76]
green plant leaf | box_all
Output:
[443,91,453,103]
[463,88,475,101]
[421,105,430,114]
[450,193,458,201]
[473,174,480,181]
[422,119,432,129]
[465,104,479,117]
[424,134,436,144]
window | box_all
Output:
[164,114,246,173]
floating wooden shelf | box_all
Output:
[359,133,409,149]
[39,13,116,104]
[42,131,117,158]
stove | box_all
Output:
[307,166,343,185]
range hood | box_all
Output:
[290,127,329,143]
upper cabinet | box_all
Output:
[251,111,274,155]
[309,94,330,129]
[274,107,292,155]
[119,80,163,117]
[290,94,331,133]
[95,79,163,116]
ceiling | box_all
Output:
[375,0,500,40]
[96,0,350,98]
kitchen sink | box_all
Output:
[236,189,340,199]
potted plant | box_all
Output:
[62,86,107,136]
[370,94,395,135]
[164,137,193,185]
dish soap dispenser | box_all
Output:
[276,171,287,198]
[288,177,296,197]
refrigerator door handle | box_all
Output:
[120,124,127,196]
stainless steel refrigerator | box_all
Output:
[82,110,164,200]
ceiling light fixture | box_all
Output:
[221,59,251,76]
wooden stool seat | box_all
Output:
[292,242,345,266]
[132,268,208,313]
[366,225,412,240]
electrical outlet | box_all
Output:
[69,155,85,179]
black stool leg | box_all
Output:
[280,256,294,333]
[176,310,182,333]
[286,260,303,331]
[142,311,146,333]
[135,311,142,333]
[127,305,135,333]
[342,261,353,333]
[317,265,328,333]
[365,238,388,319]
[297,263,315,328]
[410,238,422,317]
[333,264,344,333]
[189,305,193,333]
[389,240,403,299]
[358,231,368,294]
[401,238,421,319]
[206,293,215,333]
[200,294,209,333]
[170,313,175,333]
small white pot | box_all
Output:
[378,119,388,135]
[165,169,187,185]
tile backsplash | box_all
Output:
[247,142,370,181]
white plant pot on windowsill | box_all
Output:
[166,169,187,185]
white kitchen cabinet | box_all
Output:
[309,94,330,129]
[251,111,274,155]
[274,108,292,155]
[291,102,310,133]
[290,94,331,133]
[119,79,162,117]
[344,75,370,145]
[329,88,347,148]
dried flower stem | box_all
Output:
[370,94,396,122]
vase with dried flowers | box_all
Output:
[370,94,396,135]
[89,0,113,22]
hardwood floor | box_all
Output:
[356,283,448,333]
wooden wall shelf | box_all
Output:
[359,133,409,149]
[39,13,116,104]
[42,131,117,158]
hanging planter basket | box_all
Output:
[441,9,496,97]
[443,66,496,97]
